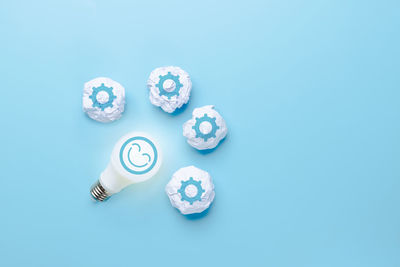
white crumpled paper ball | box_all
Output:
[165,166,215,215]
[147,66,192,113]
[183,105,228,150]
[82,77,125,123]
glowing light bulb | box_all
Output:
[90,132,162,201]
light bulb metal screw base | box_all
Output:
[91,180,112,202]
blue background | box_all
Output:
[0,1,399,266]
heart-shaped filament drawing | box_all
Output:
[128,143,151,168]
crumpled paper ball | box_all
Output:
[165,166,215,215]
[82,77,125,123]
[183,105,228,150]
[147,66,192,113]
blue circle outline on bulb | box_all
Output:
[119,136,158,175]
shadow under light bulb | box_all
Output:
[90,132,162,201]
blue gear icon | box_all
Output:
[192,113,220,142]
[89,83,116,111]
[178,177,205,205]
[156,72,183,99]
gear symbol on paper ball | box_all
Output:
[89,83,116,111]
[178,177,205,205]
[192,113,220,142]
[156,72,183,99]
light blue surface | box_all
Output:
[0,1,399,266]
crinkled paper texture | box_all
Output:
[147,66,192,113]
[183,105,228,150]
[82,77,125,123]
[165,166,215,215]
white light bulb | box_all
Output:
[90,132,162,201]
